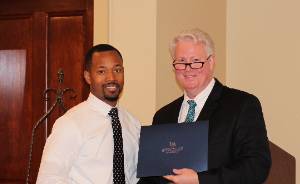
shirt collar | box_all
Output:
[183,78,215,104]
[86,93,119,116]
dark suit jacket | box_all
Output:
[138,79,271,184]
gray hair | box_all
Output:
[169,28,215,58]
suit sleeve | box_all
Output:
[198,95,271,184]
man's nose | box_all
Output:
[185,64,192,71]
[106,70,116,80]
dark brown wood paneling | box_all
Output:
[47,14,86,131]
[0,50,27,181]
[264,141,296,184]
[29,12,48,184]
[0,0,86,15]
[0,0,93,183]
[0,16,47,183]
[0,16,39,184]
[0,16,33,49]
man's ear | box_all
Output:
[209,54,216,70]
[84,70,91,85]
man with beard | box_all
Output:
[37,44,141,184]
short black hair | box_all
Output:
[84,44,123,71]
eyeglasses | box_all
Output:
[172,55,212,70]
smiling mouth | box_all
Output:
[104,82,120,92]
[106,86,117,90]
[184,74,196,78]
[105,86,118,93]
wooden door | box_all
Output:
[0,0,93,183]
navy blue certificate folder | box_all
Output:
[137,121,208,177]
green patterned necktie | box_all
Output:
[185,100,197,123]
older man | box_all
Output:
[139,29,271,184]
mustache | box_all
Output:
[103,81,121,88]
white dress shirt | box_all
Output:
[178,79,215,123]
[37,93,141,184]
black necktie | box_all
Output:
[108,108,126,184]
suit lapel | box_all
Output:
[168,80,224,123]
[196,79,223,121]
[172,96,184,123]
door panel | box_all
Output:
[0,16,32,49]
[47,14,87,129]
[0,0,87,14]
[0,50,27,181]
[0,0,93,183]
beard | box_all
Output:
[103,82,123,102]
[104,93,119,101]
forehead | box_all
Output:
[91,51,123,67]
[175,40,206,57]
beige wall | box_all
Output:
[94,0,108,43]
[227,0,300,182]
[156,0,226,110]
[108,0,157,125]
[95,0,157,124]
